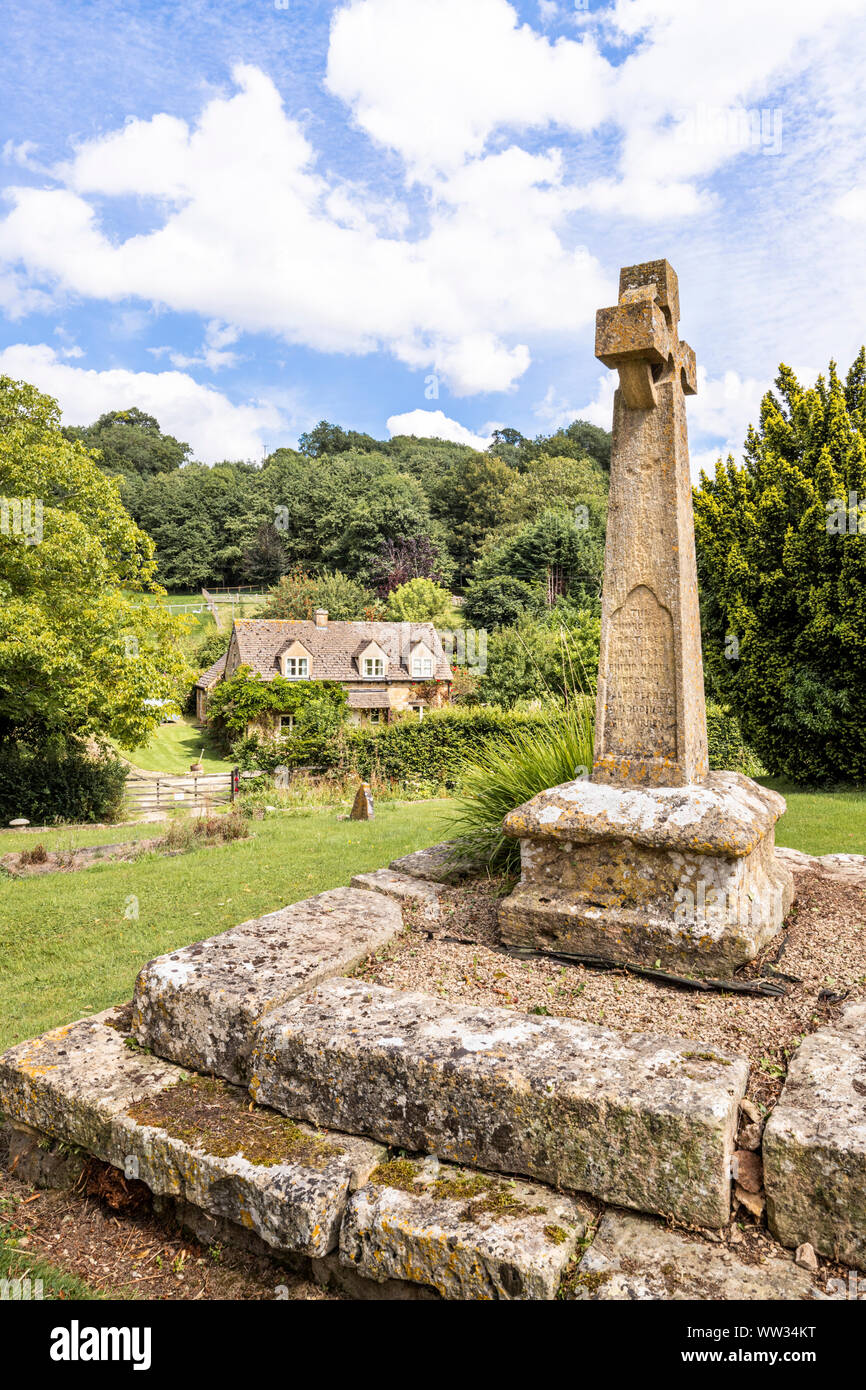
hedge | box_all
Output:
[339,701,758,789]
[339,707,553,789]
[0,743,129,825]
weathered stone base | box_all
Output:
[0,1011,384,1258]
[498,771,794,975]
[132,887,403,1084]
[341,1157,590,1300]
[350,868,445,922]
[252,977,748,1228]
[764,1002,866,1271]
[568,1210,821,1300]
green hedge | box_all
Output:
[339,701,759,789]
[0,743,128,825]
[706,702,763,775]
[339,707,553,789]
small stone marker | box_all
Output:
[8,818,29,829]
[349,781,374,820]
[499,260,793,974]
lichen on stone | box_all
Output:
[126,1075,341,1169]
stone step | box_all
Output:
[340,1155,590,1300]
[132,886,403,1083]
[567,1210,821,1300]
[0,1010,384,1259]
[350,867,445,922]
[389,841,481,883]
[763,1000,866,1270]
[251,978,748,1228]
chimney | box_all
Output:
[314,608,328,629]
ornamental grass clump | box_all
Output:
[448,697,595,873]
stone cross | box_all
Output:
[591,259,708,788]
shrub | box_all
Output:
[385,577,453,623]
[448,700,596,872]
[337,706,554,789]
[706,702,764,776]
[694,352,866,783]
[161,809,248,851]
[0,742,128,825]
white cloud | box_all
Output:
[153,320,242,372]
[0,65,615,395]
[833,186,866,222]
[0,343,283,463]
[386,408,492,450]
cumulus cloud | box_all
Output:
[386,408,492,449]
[0,343,283,463]
[0,65,612,397]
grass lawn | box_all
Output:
[124,715,233,775]
[0,821,170,855]
[0,800,454,1051]
[760,778,866,856]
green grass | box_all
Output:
[0,1223,103,1299]
[0,800,454,1051]
[760,778,866,856]
[0,821,168,855]
[124,715,233,775]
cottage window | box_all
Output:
[411,656,433,677]
[286,656,309,678]
[363,657,385,677]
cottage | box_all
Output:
[194,608,453,726]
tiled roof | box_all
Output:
[346,689,392,708]
[229,619,453,683]
[195,652,228,689]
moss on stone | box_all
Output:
[544,1223,569,1245]
[369,1157,419,1193]
[127,1076,341,1169]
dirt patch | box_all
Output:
[127,1076,342,1169]
[358,869,866,1110]
[0,1167,336,1301]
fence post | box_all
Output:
[231,767,240,802]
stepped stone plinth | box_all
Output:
[498,260,793,974]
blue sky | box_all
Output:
[1,0,865,472]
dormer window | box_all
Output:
[285,655,309,678]
[363,656,385,678]
[410,641,434,678]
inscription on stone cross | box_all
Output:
[591,259,708,788]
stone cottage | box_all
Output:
[195,609,453,727]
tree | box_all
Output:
[462,575,541,629]
[471,510,604,612]
[693,351,866,782]
[427,452,515,583]
[370,535,452,596]
[477,611,601,708]
[260,566,383,621]
[297,420,383,457]
[386,578,453,624]
[63,408,192,476]
[0,377,191,749]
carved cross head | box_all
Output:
[595,259,697,410]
